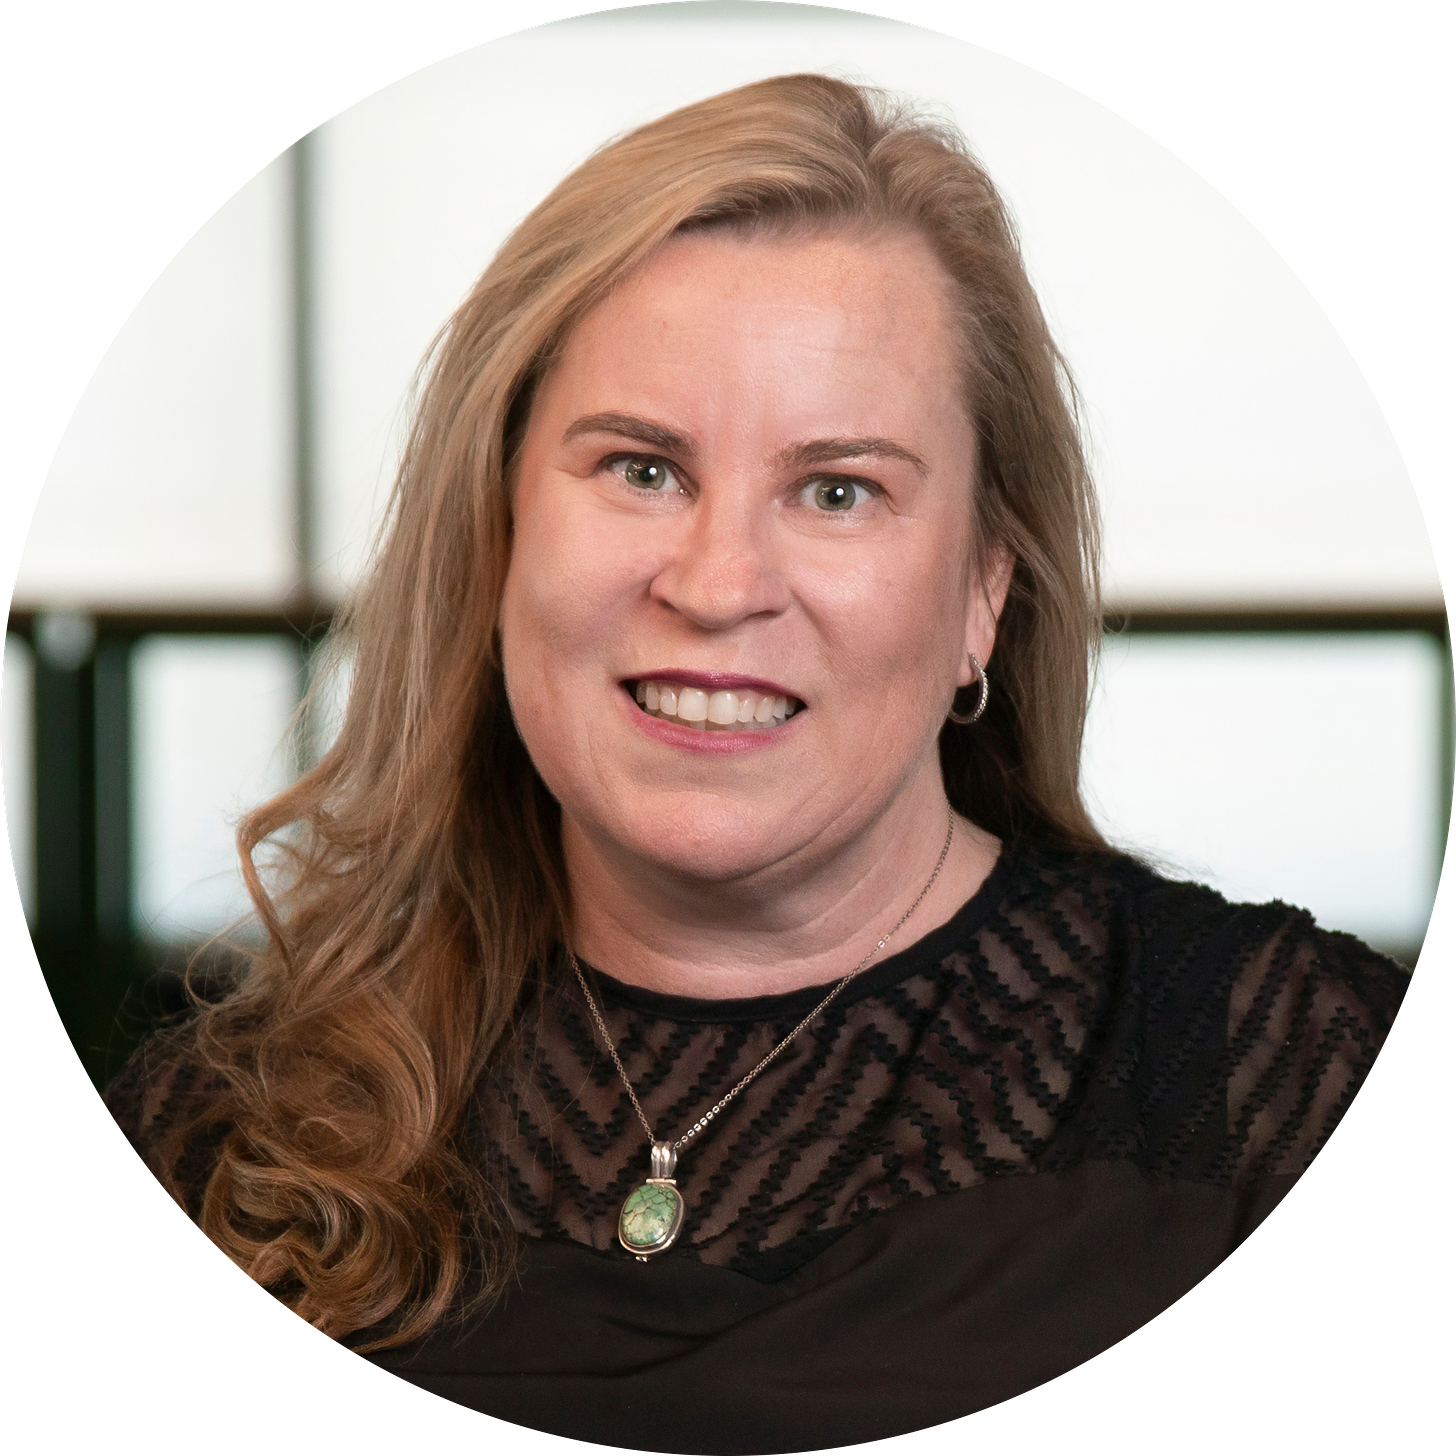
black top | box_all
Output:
[106,844,1408,1454]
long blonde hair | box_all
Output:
[183,74,1103,1348]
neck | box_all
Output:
[563,772,1002,999]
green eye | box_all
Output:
[813,479,861,511]
[622,458,670,490]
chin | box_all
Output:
[599,792,815,886]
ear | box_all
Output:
[959,541,1015,687]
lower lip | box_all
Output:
[619,685,803,754]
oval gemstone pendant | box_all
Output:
[619,1140,684,1259]
[618,1179,684,1257]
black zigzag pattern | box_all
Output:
[480,846,1407,1281]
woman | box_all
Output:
[106,75,1407,1453]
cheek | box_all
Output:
[800,537,969,703]
[500,476,656,708]
[499,515,614,801]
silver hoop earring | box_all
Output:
[947,654,989,726]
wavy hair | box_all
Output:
[178,74,1103,1348]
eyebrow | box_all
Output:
[777,436,930,478]
[561,411,697,457]
[560,412,930,479]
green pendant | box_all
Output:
[618,1178,685,1258]
[619,1140,685,1260]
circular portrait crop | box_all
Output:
[3,5,1443,1452]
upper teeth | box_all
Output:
[634,680,798,730]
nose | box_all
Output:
[649,484,789,630]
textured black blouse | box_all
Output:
[106,843,1408,1454]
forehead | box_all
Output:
[541,227,968,441]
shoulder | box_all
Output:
[1001,841,1409,1178]
[104,1025,233,1217]
[1008,838,1408,1007]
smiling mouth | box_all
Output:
[629,679,803,732]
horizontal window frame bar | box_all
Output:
[1102,605,1449,638]
[9,602,1450,643]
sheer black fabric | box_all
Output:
[480,844,1403,1281]
[106,844,1408,1452]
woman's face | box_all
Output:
[500,226,1006,886]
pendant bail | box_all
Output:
[650,1140,678,1179]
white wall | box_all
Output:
[131,636,299,939]
[14,154,294,607]
[1082,632,1445,950]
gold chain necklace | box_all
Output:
[568,806,955,1260]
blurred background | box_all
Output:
[3,4,1448,1090]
